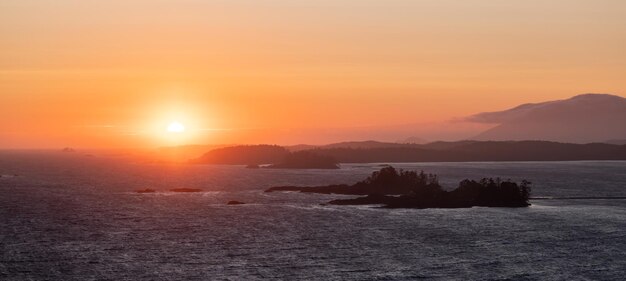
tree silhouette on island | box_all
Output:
[267,166,531,208]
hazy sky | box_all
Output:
[1,0,625,148]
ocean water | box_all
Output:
[1,151,625,280]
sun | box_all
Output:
[167,121,185,133]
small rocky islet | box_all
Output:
[227,200,246,205]
[266,166,531,208]
[135,188,156,193]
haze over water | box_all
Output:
[1,152,625,280]
[2,1,626,147]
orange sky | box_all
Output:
[1,0,625,148]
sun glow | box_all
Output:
[144,99,212,147]
[167,122,186,133]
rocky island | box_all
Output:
[266,166,531,208]
[227,200,246,205]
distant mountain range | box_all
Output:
[280,93,626,146]
[466,94,626,143]
[158,93,626,163]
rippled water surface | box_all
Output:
[1,151,625,280]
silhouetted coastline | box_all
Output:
[266,151,339,169]
[191,145,339,169]
[190,145,289,165]
[190,141,626,165]
[308,141,626,163]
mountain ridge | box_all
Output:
[467,93,626,143]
